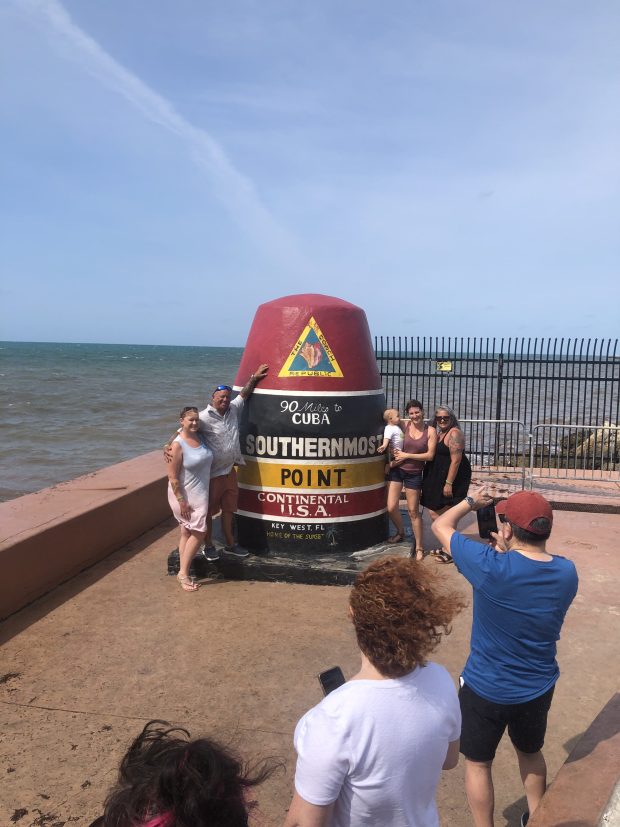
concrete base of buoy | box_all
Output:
[166,509,410,586]
[166,542,412,587]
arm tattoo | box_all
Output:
[170,478,186,502]
[240,374,258,398]
[240,377,254,397]
[448,429,465,451]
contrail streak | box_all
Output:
[16,0,303,266]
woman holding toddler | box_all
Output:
[379,400,436,560]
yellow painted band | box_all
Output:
[237,458,386,490]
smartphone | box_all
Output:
[318,666,346,696]
[477,504,498,540]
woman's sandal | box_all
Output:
[387,533,404,544]
[434,550,454,565]
[177,574,200,592]
[409,547,425,561]
[387,534,405,546]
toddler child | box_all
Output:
[378,408,404,455]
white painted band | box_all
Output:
[233,386,384,397]
[236,508,387,523]
[238,482,387,495]
[242,455,384,466]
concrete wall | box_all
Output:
[0,452,169,620]
[530,692,620,827]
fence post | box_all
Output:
[494,353,504,465]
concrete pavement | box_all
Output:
[1,506,619,827]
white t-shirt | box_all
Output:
[293,663,460,827]
[384,423,404,452]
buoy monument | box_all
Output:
[233,294,388,555]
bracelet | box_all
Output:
[445,481,453,486]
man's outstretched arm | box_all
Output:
[432,490,493,550]
[239,363,269,399]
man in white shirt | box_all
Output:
[199,364,267,558]
[166,364,268,559]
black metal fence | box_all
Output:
[374,337,620,474]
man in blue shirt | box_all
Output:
[433,490,578,827]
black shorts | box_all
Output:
[459,681,555,762]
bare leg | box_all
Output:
[178,528,205,589]
[515,748,547,817]
[386,481,405,539]
[428,505,454,557]
[405,488,424,559]
[464,759,495,827]
[221,511,235,546]
[205,474,223,547]
[178,525,189,568]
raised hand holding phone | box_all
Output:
[476,504,498,539]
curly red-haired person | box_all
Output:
[282,556,466,827]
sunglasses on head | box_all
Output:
[180,406,198,416]
[214,385,232,393]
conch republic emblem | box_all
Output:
[233,294,388,556]
[279,316,344,378]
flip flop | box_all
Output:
[177,574,200,591]
[387,533,404,544]
[434,551,454,565]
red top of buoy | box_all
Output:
[235,294,381,392]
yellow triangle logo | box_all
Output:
[279,316,344,378]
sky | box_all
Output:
[1,0,619,346]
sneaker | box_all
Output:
[223,543,250,559]
[200,545,220,562]
[520,812,529,827]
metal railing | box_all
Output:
[375,337,620,437]
[529,423,620,485]
[460,418,528,489]
[375,336,620,479]
[406,417,619,491]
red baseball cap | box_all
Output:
[495,491,553,535]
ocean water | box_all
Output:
[3,341,616,503]
[0,342,243,502]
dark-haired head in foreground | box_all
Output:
[91,720,277,827]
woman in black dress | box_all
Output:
[421,405,471,563]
